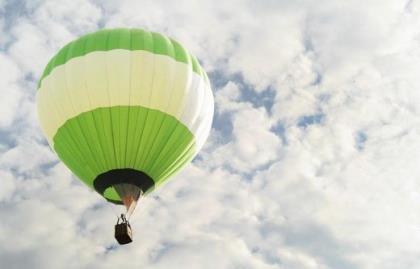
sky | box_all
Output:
[1,0,420,268]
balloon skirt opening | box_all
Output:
[93,168,155,204]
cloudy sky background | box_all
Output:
[1,0,420,268]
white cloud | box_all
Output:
[209,82,283,173]
[0,169,16,201]
[0,53,22,128]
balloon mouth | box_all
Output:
[93,168,155,204]
[114,183,142,217]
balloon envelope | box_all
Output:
[36,28,214,209]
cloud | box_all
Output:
[1,0,420,268]
[0,53,22,128]
[208,81,283,173]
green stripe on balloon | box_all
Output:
[53,106,196,202]
[38,28,206,89]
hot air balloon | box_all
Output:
[36,28,214,244]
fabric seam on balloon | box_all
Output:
[37,29,206,89]
[36,49,209,145]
